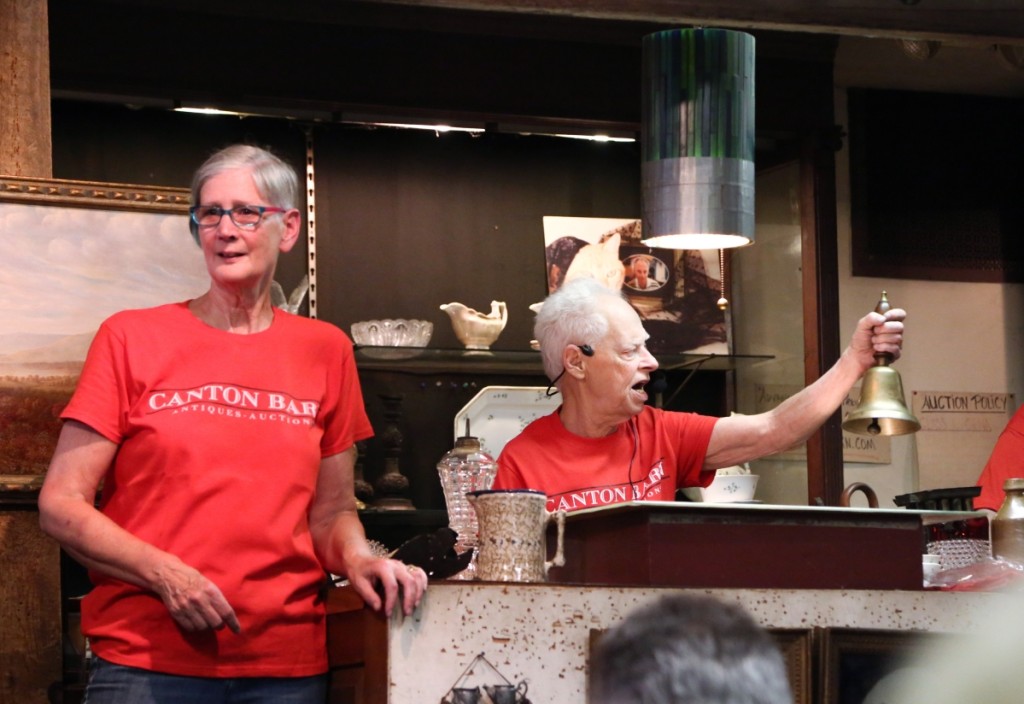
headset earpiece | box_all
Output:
[189,217,200,245]
[580,344,594,356]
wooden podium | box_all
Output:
[546,501,983,590]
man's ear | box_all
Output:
[564,346,589,379]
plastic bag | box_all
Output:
[927,556,1024,591]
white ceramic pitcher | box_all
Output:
[467,489,565,582]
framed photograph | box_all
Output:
[818,627,937,704]
[621,245,673,302]
[0,176,205,476]
[589,626,813,704]
[541,216,728,355]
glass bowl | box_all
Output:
[351,319,433,358]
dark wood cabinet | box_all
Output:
[0,488,62,704]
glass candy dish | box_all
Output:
[351,319,432,359]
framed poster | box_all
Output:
[541,216,728,355]
[0,176,205,475]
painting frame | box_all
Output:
[0,176,197,478]
[768,628,814,704]
[818,627,938,704]
[0,174,189,213]
[589,626,813,704]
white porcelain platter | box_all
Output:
[453,385,560,458]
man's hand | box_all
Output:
[849,306,906,372]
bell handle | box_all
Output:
[545,510,566,574]
[872,291,895,367]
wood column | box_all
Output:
[0,3,61,701]
[0,0,52,176]
[800,132,843,506]
[1,497,62,704]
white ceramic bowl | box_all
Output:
[682,474,759,503]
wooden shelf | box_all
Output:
[354,347,772,375]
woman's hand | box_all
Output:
[345,555,428,616]
[151,557,241,633]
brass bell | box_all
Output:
[842,291,921,436]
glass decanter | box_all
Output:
[437,421,497,579]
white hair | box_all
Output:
[535,277,626,382]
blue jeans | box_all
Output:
[84,657,328,704]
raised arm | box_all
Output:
[703,306,906,469]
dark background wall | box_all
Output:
[49,100,730,509]
[45,7,838,509]
[51,101,642,348]
[313,125,641,348]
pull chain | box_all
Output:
[716,249,729,310]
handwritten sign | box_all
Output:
[753,384,891,464]
[912,390,1015,490]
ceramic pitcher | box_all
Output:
[467,489,565,582]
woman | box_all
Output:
[38,144,426,703]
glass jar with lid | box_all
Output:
[991,477,1024,565]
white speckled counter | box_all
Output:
[383,583,1001,703]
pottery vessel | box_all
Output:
[440,301,508,350]
[467,489,565,582]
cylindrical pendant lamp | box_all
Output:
[641,28,756,250]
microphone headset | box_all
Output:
[545,343,594,397]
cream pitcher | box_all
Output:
[467,489,565,582]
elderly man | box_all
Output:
[493,277,906,512]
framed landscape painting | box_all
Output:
[0,176,204,476]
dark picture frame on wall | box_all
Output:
[588,626,814,704]
[818,627,938,704]
[768,628,814,704]
[620,245,674,300]
[0,176,201,476]
[848,87,1024,283]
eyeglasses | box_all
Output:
[189,204,288,230]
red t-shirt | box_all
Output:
[494,406,718,513]
[62,302,373,677]
[976,405,1024,511]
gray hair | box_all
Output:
[535,277,624,382]
[190,144,299,211]
[590,594,793,704]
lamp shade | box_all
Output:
[641,28,756,249]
